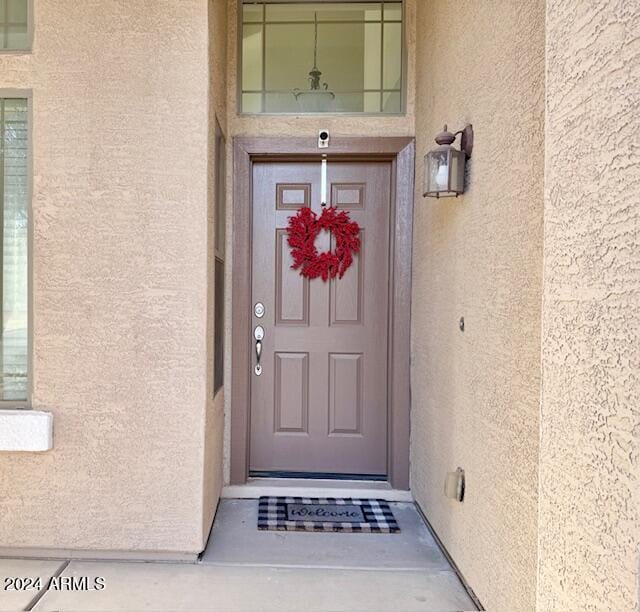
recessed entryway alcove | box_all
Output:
[229,137,414,491]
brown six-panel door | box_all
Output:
[249,160,392,477]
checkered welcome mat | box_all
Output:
[258,496,400,533]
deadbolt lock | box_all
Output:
[254,302,265,318]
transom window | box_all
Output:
[241,1,404,114]
[0,0,29,50]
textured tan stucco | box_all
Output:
[0,0,218,554]
[410,2,545,610]
[537,2,640,610]
[0,4,634,605]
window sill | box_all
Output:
[0,410,53,452]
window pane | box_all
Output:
[6,24,28,49]
[242,25,263,91]
[1,99,28,401]
[240,1,404,114]
[363,22,381,90]
[214,121,226,258]
[383,2,402,21]
[265,3,380,22]
[316,23,365,92]
[242,4,263,23]
[265,24,315,91]
[265,4,312,22]
[214,259,224,393]
[316,4,378,21]
[0,0,28,50]
[364,91,380,113]
[383,22,402,89]
[242,93,262,113]
[213,121,226,394]
[332,93,366,113]
[265,92,294,113]
[382,90,401,113]
[8,0,27,22]
[364,5,382,21]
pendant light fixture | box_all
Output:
[292,12,336,112]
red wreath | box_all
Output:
[286,206,361,281]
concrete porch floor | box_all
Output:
[1,501,477,612]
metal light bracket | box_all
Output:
[457,124,474,158]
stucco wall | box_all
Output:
[0,0,215,554]
[538,2,639,610]
[411,2,545,610]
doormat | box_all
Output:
[258,497,400,533]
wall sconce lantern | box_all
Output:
[423,124,474,198]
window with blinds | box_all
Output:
[0,0,29,50]
[0,98,28,402]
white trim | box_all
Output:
[223,478,413,502]
[0,410,53,451]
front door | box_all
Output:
[249,159,392,477]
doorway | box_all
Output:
[231,137,414,490]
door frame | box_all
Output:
[231,137,415,490]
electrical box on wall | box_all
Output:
[444,468,465,502]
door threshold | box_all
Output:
[222,478,413,502]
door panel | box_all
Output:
[275,229,310,325]
[329,353,363,435]
[330,229,364,324]
[274,352,309,433]
[250,160,391,476]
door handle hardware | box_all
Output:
[254,325,265,375]
[255,340,262,376]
